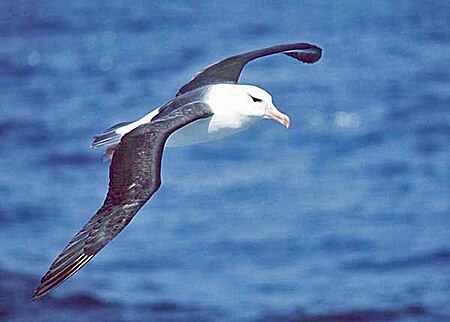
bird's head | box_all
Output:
[241,85,290,128]
[207,84,290,130]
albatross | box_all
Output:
[33,42,322,300]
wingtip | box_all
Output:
[284,45,322,64]
[32,280,54,301]
[31,287,45,301]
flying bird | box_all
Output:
[33,42,322,300]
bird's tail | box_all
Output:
[91,121,133,161]
[91,121,132,148]
[91,130,121,148]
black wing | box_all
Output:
[176,42,322,96]
[32,102,213,300]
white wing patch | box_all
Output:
[116,107,161,136]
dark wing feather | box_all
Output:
[32,102,213,300]
[176,42,322,96]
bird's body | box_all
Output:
[33,42,322,300]
[169,84,271,146]
[100,84,278,149]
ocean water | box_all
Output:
[1,1,449,321]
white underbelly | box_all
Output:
[166,115,257,147]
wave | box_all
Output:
[0,267,223,321]
[258,305,428,322]
[343,249,450,271]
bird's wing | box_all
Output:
[176,42,322,96]
[32,102,213,300]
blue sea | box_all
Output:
[1,1,449,321]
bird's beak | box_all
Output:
[264,103,290,128]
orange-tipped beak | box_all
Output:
[264,103,290,128]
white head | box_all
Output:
[243,85,290,128]
[207,84,290,129]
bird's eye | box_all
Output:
[249,94,263,103]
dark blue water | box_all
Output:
[1,1,449,321]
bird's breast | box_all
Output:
[166,112,257,147]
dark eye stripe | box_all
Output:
[249,94,262,103]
